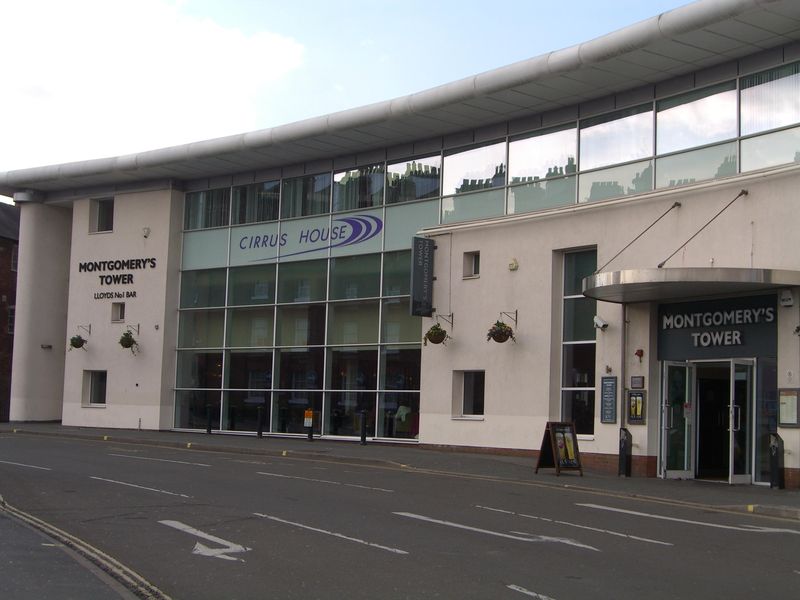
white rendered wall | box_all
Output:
[61,189,181,430]
[10,202,72,421]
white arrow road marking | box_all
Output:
[393,512,598,551]
[90,476,192,498]
[254,513,408,555]
[578,503,800,534]
[159,520,251,562]
[475,505,672,546]
[0,459,51,471]
[108,454,211,467]
[257,471,394,493]
[507,584,557,599]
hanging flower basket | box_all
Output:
[119,331,139,354]
[68,335,87,351]
[424,323,448,346]
[487,320,515,343]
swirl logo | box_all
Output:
[330,215,383,248]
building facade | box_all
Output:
[3,0,800,486]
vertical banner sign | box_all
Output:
[600,376,617,424]
[410,236,434,316]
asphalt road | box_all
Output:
[1,434,798,599]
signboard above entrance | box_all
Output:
[658,294,777,361]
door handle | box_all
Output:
[733,405,741,432]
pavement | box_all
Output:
[2,421,800,597]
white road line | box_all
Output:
[159,520,251,562]
[89,476,192,498]
[256,471,394,493]
[475,505,672,546]
[507,584,557,599]
[108,453,211,467]
[578,503,800,534]
[254,512,408,555]
[0,459,51,471]
[393,512,598,550]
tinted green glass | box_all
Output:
[281,173,331,218]
[275,304,326,346]
[578,160,653,203]
[656,142,737,189]
[277,259,327,303]
[178,310,224,348]
[226,307,274,347]
[231,181,279,225]
[382,251,411,296]
[386,155,441,203]
[442,142,506,195]
[563,250,596,296]
[184,188,230,230]
[328,301,379,344]
[381,299,421,343]
[330,254,381,299]
[180,269,226,308]
[228,264,276,305]
[332,165,385,211]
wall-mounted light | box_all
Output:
[142,227,151,238]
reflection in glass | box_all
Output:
[184,188,230,230]
[562,344,596,388]
[755,358,777,483]
[277,259,327,303]
[578,161,653,203]
[442,142,506,196]
[580,106,653,171]
[178,310,224,348]
[227,351,272,389]
[509,126,577,182]
[276,304,326,346]
[231,181,279,225]
[228,264,275,305]
[276,348,324,390]
[332,165,385,211]
[507,176,576,214]
[563,298,596,342]
[382,250,411,296]
[563,250,596,296]
[222,391,268,432]
[227,307,274,347]
[328,347,378,390]
[656,142,737,189]
[741,126,800,172]
[381,300,421,343]
[741,62,800,136]
[441,188,505,224]
[281,173,331,218]
[176,351,222,388]
[562,390,595,435]
[378,392,419,438]
[463,371,485,415]
[381,346,420,390]
[272,391,322,434]
[180,269,226,308]
[657,83,737,154]
[328,301,379,344]
[175,390,220,429]
[325,392,376,436]
[386,156,441,203]
[330,254,381,299]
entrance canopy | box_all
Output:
[582,267,800,304]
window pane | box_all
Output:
[325,391,376,436]
[276,348,324,389]
[96,199,114,232]
[509,126,577,182]
[231,181,279,225]
[463,371,485,415]
[442,142,506,196]
[277,259,327,303]
[562,390,595,434]
[281,173,331,218]
[741,125,800,172]
[328,301,379,344]
[227,350,272,389]
[441,188,505,224]
[382,250,411,296]
[272,391,322,434]
[580,106,653,170]
[226,307,274,347]
[381,346,420,390]
[175,390,220,429]
[179,310,224,348]
[180,269,226,308]
[228,264,275,305]
[176,351,222,388]
[330,254,381,299]
[563,298,596,342]
[184,188,230,230]
[657,82,737,154]
[386,156,441,203]
[327,347,378,390]
[655,142,737,189]
[564,250,597,296]
[332,165,385,212]
[90,371,107,404]
[562,344,596,387]
[507,176,575,214]
[222,391,268,432]
[381,299,421,343]
[276,304,326,346]
[378,392,419,438]
[578,160,652,203]
[741,62,800,136]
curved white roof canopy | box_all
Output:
[582,267,800,303]
[2,0,800,197]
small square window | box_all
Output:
[90,198,114,233]
[85,370,107,405]
[111,302,125,322]
[463,251,480,278]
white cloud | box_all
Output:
[0,0,304,171]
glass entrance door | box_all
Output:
[661,362,694,478]
[729,360,754,484]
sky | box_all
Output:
[0,0,692,178]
